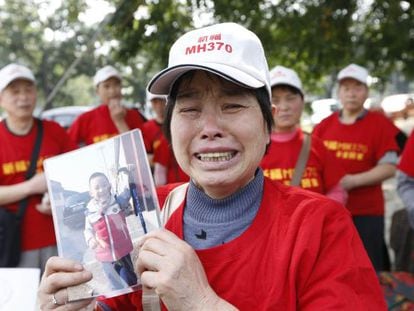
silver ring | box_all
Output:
[52,292,62,306]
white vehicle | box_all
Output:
[380,93,414,120]
[40,105,93,128]
[310,98,340,125]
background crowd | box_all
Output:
[0,14,414,310]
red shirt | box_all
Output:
[102,179,386,310]
[68,104,146,146]
[153,136,189,184]
[0,119,76,250]
[141,119,163,154]
[399,130,414,176]
[260,128,345,194]
[313,111,399,216]
[85,199,133,262]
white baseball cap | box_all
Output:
[337,64,369,86]
[147,22,271,100]
[0,63,35,92]
[93,65,122,86]
[269,65,303,96]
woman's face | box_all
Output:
[271,86,303,133]
[96,77,122,105]
[170,71,269,199]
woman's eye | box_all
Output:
[178,106,200,114]
[223,103,244,111]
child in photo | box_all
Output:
[84,172,137,290]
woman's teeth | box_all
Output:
[198,152,234,162]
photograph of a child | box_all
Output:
[44,130,161,301]
[85,172,137,290]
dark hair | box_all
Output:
[162,70,274,143]
[89,172,109,185]
[271,84,304,99]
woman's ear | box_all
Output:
[271,103,277,117]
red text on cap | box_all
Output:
[185,33,232,55]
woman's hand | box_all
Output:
[108,98,126,121]
[108,98,129,133]
[95,236,109,249]
[36,192,52,215]
[37,257,94,310]
[136,229,237,311]
[340,174,359,191]
[87,237,98,250]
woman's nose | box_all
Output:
[199,110,224,139]
[109,86,120,96]
[17,91,29,100]
[278,101,290,110]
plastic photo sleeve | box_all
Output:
[44,129,161,301]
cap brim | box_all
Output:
[270,81,303,96]
[338,75,367,85]
[148,64,265,95]
[0,74,35,92]
[94,74,122,87]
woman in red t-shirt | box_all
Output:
[261,65,347,205]
[68,66,146,146]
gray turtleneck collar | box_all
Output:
[183,169,264,249]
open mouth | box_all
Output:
[98,196,110,205]
[196,151,237,162]
[17,104,33,109]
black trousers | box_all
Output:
[353,215,390,271]
[102,254,137,290]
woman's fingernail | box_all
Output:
[74,264,83,270]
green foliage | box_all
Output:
[107,0,413,97]
[360,0,414,91]
[0,0,105,109]
[1,0,413,108]
[61,75,96,106]
[106,0,194,103]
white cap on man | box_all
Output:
[0,63,35,93]
[93,65,122,86]
[147,22,271,101]
[147,92,167,101]
[337,64,369,86]
[269,65,303,96]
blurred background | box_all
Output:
[0,0,413,129]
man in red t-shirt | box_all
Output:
[397,130,414,228]
[0,63,76,271]
[313,63,400,271]
[140,92,187,185]
[141,93,167,171]
[153,135,189,186]
[68,65,146,146]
